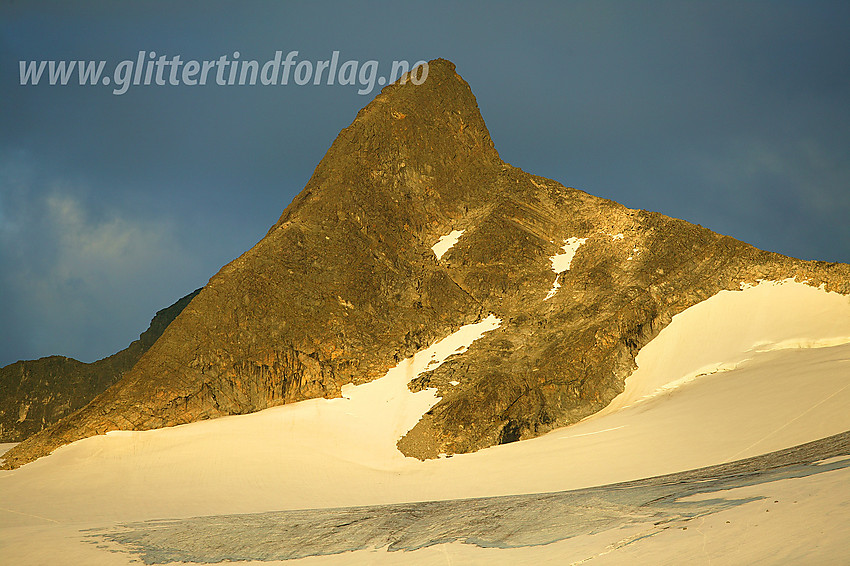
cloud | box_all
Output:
[0,159,201,365]
[39,192,173,286]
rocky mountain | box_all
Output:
[4,59,849,469]
[0,288,200,443]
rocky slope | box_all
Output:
[0,289,200,443]
[4,59,849,469]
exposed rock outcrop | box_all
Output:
[4,59,849,469]
[0,288,201,443]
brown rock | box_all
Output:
[0,288,200,443]
[4,59,849,469]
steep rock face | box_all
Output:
[4,59,849,468]
[398,197,850,457]
[0,288,201,443]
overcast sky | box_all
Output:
[1,1,849,367]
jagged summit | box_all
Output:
[4,58,850,469]
[272,58,500,240]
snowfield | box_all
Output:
[2,280,850,565]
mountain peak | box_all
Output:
[4,59,850,469]
[275,59,499,230]
[348,57,496,161]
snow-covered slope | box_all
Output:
[1,280,849,565]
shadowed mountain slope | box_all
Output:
[0,288,201,443]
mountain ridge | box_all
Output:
[4,58,849,469]
[0,288,201,443]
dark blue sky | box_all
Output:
[2,1,849,367]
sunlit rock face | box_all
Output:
[5,58,850,469]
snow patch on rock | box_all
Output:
[431,230,465,260]
[544,237,587,300]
